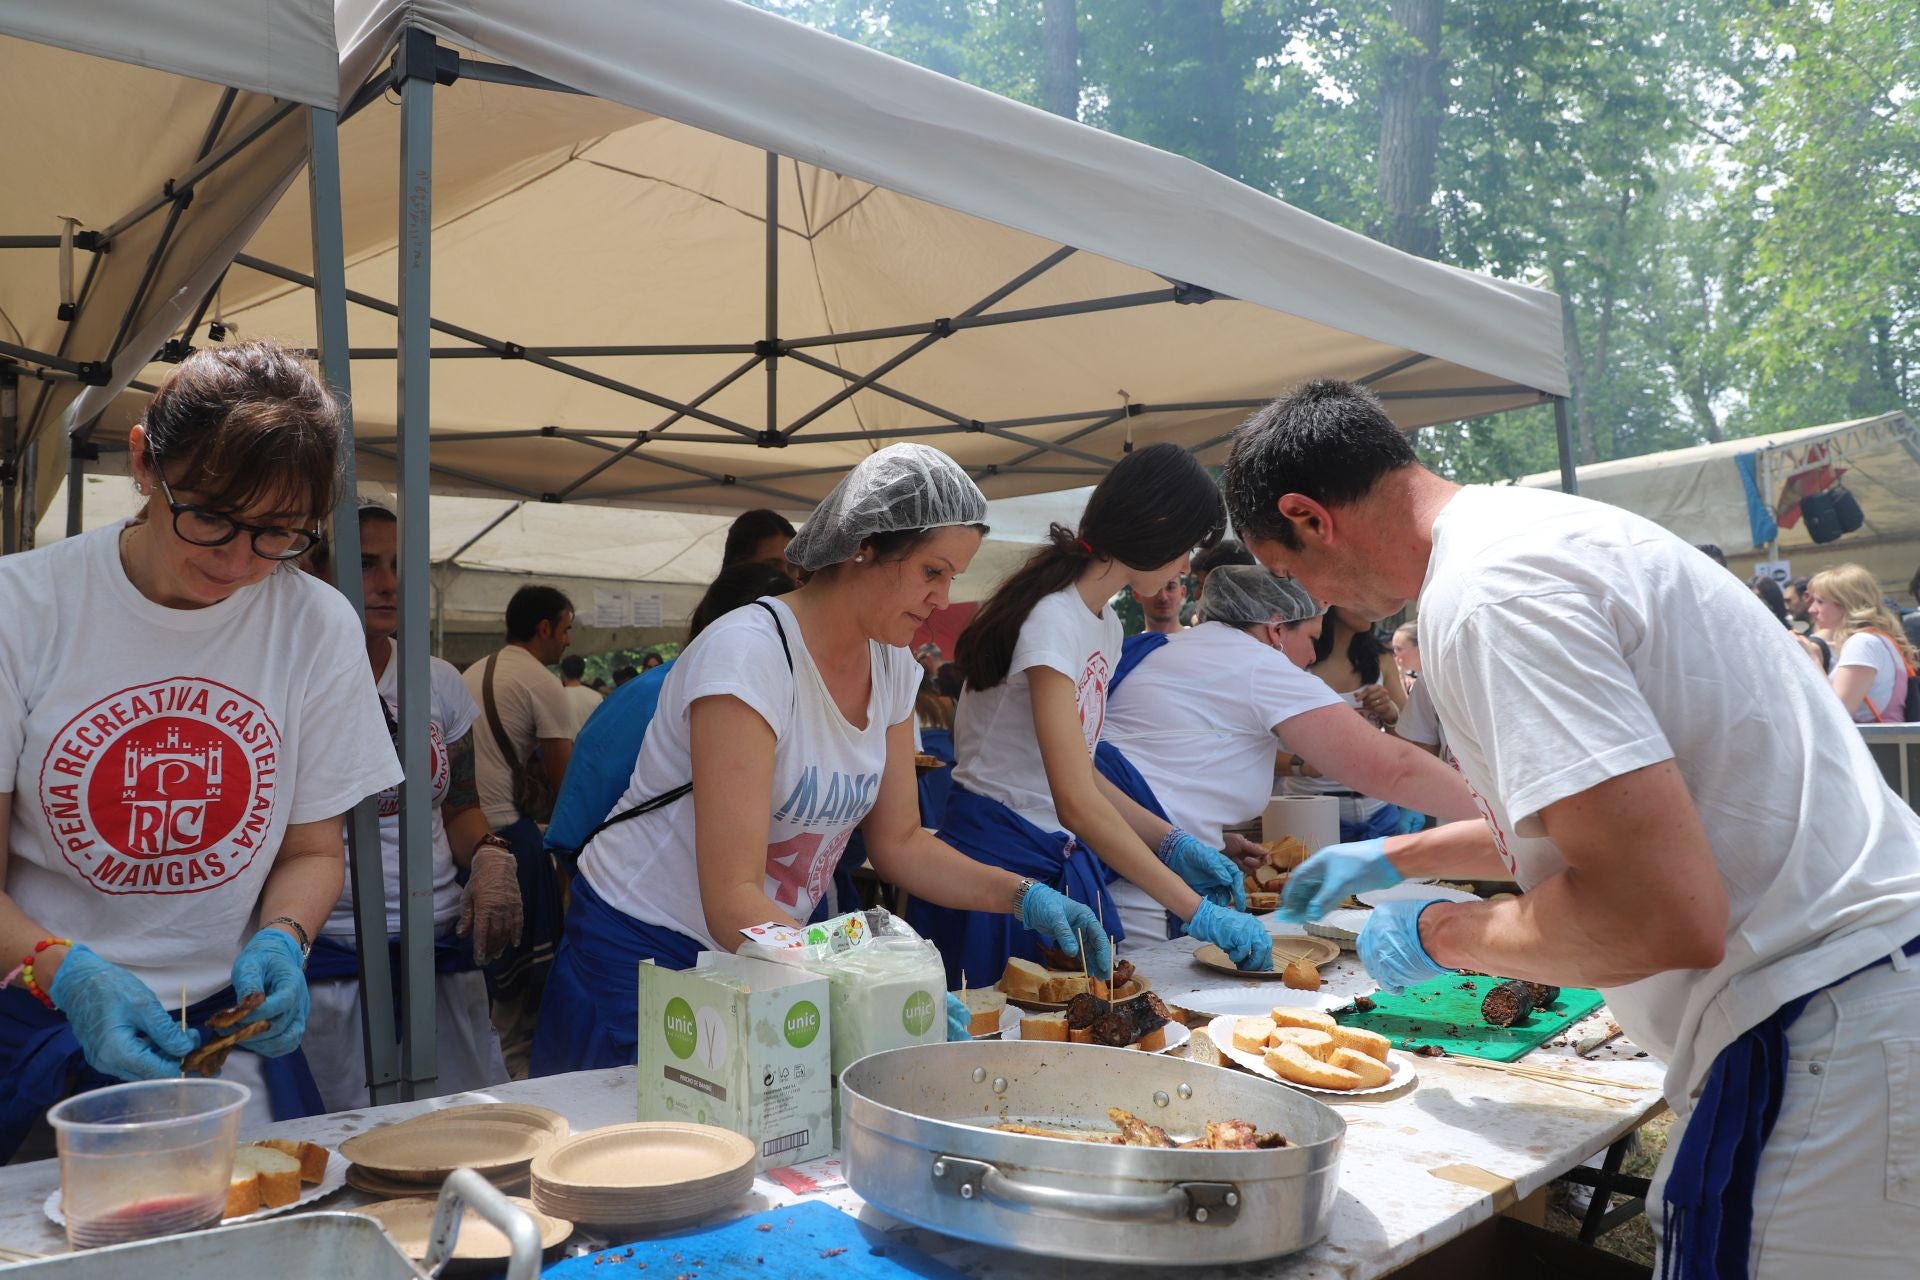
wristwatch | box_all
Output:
[262,916,313,966]
[1010,877,1038,917]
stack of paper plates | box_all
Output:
[530,1123,755,1230]
[352,1194,572,1262]
[339,1103,567,1197]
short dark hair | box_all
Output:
[688,561,798,640]
[560,654,586,679]
[505,584,573,642]
[613,665,640,685]
[1223,380,1417,550]
[1191,538,1255,577]
[722,508,797,567]
[935,661,963,700]
[1789,577,1811,593]
[140,339,343,527]
[1750,575,1791,626]
[1695,543,1728,568]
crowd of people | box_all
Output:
[2,340,1917,1276]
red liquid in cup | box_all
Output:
[69,1192,223,1248]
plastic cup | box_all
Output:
[48,1078,250,1249]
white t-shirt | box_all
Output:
[323,645,478,938]
[579,598,919,950]
[460,646,575,827]
[1835,632,1901,723]
[952,585,1122,832]
[560,683,602,737]
[1105,622,1343,847]
[1395,677,1446,753]
[0,523,402,1004]
[1418,485,1920,1100]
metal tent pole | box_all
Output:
[394,29,440,1100]
[765,152,779,440]
[1553,396,1579,495]
[63,449,83,538]
[310,104,403,1106]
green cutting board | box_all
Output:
[1338,975,1604,1063]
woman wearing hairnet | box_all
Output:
[530,445,1109,1073]
[1102,568,1477,940]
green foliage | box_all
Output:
[756,0,1919,480]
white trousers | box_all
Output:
[1649,947,1920,1277]
[305,969,509,1113]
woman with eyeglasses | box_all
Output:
[0,341,401,1156]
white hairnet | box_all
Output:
[785,443,988,571]
[1200,565,1320,626]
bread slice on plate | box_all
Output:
[255,1137,329,1184]
[1022,1013,1069,1042]
[956,988,1008,1037]
[228,1144,302,1214]
[1038,972,1089,1003]
[998,957,1048,1001]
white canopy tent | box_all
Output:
[1516,411,1920,587]
[3,0,1575,1108]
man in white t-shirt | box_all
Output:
[459,584,577,1075]
[1224,379,1920,1278]
[558,655,602,737]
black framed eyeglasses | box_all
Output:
[155,475,320,561]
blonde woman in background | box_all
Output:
[1808,563,1917,723]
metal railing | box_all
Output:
[1860,724,1920,811]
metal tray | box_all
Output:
[841,1040,1343,1266]
[10,1169,544,1279]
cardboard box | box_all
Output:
[638,955,833,1171]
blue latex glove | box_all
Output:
[1277,837,1402,923]
[1163,831,1247,910]
[229,928,310,1058]
[45,944,199,1081]
[1356,898,1452,994]
[1187,899,1271,972]
[1016,883,1113,979]
[946,992,973,1041]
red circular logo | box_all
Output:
[40,679,281,895]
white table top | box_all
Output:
[0,934,1666,1277]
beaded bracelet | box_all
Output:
[1155,827,1189,864]
[1,937,73,1009]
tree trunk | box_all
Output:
[1040,0,1078,120]
[1376,0,1446,258]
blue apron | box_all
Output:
[529,874,705,1077]
[1109,632,1170,696]
[0,984,324,1161]
[1090,740,1188,940]
[917,726,957,831]
[908,783,1121,991]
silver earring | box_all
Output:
[854,554,865,562]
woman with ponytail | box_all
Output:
[911,444,1276,981]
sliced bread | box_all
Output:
[230,1144,301,1210]
[998,957,1049,1001]
[1021,1013,1069,1042]
[956,987,1008,1037]
[255,1137,329,1184]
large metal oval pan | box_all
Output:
[841,1040,1343,1266]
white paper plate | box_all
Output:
[1005,1020,1192,1055]
[48,1150,348,1228]
[1303,908,1371,950]
[1205,1015,1416,1097]
[1175,986,1354,1017]
[971,1003,1026,1039]
[1357,883,1482,907]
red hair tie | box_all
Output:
[1073,537,1093,557]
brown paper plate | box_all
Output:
[345,1163,531,1199]
[1192,936,1341,977]
[352,1195,571,1261]
[530,1123,754,1229]
[340,1116,553,1179]
[407,1102,569,1139]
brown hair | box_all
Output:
[139,339,342,525]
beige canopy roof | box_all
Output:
[4,0,1568,526]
